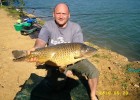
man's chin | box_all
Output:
[55,20,67,27]
[57,23,66,27]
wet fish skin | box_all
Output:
[12,43,97,70]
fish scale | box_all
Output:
[12,43,97,71]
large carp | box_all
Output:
[12,43,97,71]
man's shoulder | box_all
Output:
[68,21,79,26]
[43,20,57,30]
[68,21,81,28]
[44,20,55,25]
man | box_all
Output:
[28,3,99,100]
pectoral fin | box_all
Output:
[59,67,65,73]
[74,56,82,59]
[74,55,85,59]
[36,61,44,66]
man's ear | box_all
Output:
[68,13,70,18]
[53,12,55,18]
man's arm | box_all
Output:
[72,24,84,43]
[27,39,46,61]
[34,38,47,49]
[28,38,46,53]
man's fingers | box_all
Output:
[27,57,38,62]
[27,48,36,55]
[66,70,73,76]
[65,70,78,80]
[27,51,31,55]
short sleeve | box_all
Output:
[38,23,50,43]
[72,24,84,43]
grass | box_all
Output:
[0,6,45,25]
[121,81,128,90]
[0,5,21,18]
[93,54,111,59]
[111,73,119,85]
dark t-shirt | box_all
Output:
[38,20,84,46]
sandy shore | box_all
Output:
[0,8,46,100]
[0,8,139,100]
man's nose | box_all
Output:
[59,13,63,18]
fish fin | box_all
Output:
[36,62,44,66]
[59,67,65,73]
[74,55,84,59]
[12,50,27,59]
[74,56,82,59]
[13,57,26,62]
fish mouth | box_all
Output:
[81,45,97,58]
[88,47,97,52]
[85,46,97,54]
[89,48,97,56]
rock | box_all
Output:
[134,84,139,88]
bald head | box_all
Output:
[54,3,70,13]
[53,3,70,28]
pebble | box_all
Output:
[134,84,139,88]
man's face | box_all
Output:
[53,4,70,27]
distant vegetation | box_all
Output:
[0,0,25,18]
[1,0,25,7]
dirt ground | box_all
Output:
[0,8,139,100]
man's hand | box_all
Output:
[65,70,78,80]
[65,70,74,77]
[27,38,46,62]
[27,48,38,62]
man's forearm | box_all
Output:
[34,38,46,49]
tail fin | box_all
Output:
[12,50,27,59]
